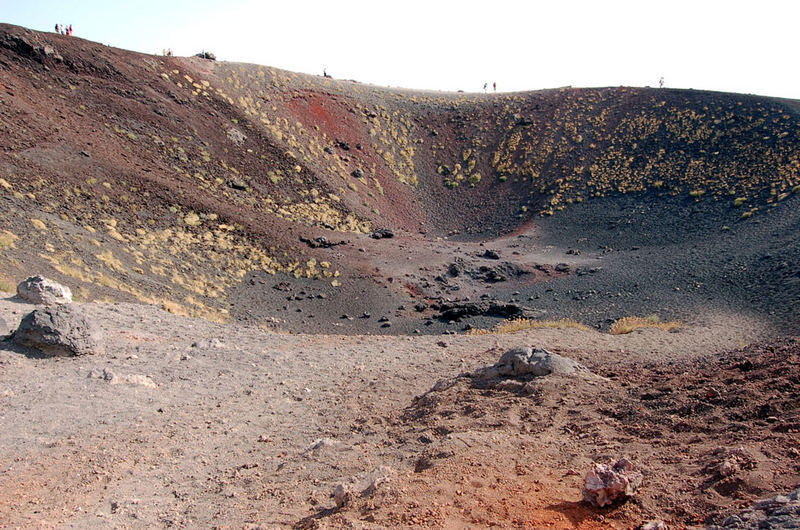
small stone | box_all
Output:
[362,465,393,496]
[333,484,350,509]
[226,127,247,145]
[227,178,247,191]
[370,228,394,239]
[112,373,157,388]
[639,522,668,530]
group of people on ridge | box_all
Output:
[54,24,73,36]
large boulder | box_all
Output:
[582,458,643,507]
[12,305,103,357]
[16,275,72,305]
[481,347,588,379]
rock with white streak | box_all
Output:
[582,458,643,507]
[17,275,72,305]
[480,347,588,379]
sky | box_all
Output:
[3,0,799,99]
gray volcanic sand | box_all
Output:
[228,192,799,337]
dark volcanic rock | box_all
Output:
[227,178,247,190]
[370,228,394,239]
[467,262,532,283]
[708,489,800,529]
[12,305,103,357]
[434,300,542,322]
[300,236,345,249]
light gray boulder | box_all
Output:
[16,275,72,305]
[12,305,102,356]
[480,347,588,379]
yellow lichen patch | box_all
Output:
[268,195,371,233]
[0,230,18,249]
[96,250,124,272]
[30,219,46,230]
[184,212,202,226]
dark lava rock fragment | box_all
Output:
[12,305,103,357]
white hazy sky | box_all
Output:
[3,0,799,98]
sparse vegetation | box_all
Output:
[0,230,18,250]
[469,317,591,335]
[609,315,682,335]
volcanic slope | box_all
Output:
[1,23,800,530]
[0,23,799,333]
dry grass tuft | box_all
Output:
[609,315,682,335]
[469,317,591,335]
[161,300,190,317]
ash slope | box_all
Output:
[0,23,798,333]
